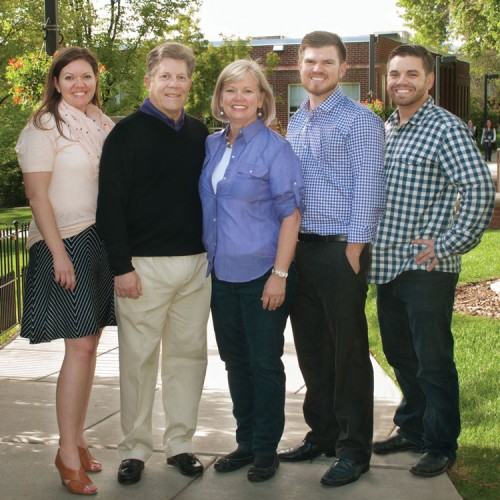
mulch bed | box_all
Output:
[454,280,500,319]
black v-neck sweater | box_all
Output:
[97,111,208,275]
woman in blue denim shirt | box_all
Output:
[199,59,304,482]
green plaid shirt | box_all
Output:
[370,98,495,284]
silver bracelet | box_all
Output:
[272,268,288,278]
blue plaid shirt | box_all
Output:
[370,98,496,284]
[287,86,386,242]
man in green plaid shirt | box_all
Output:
[370,45,495,478]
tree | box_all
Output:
[0,0,203,206]
[0,0,44,105]
[469,49,500,126]
[397,0,500,57]
[1,1,253,206]
[397,0,500,127]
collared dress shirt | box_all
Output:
[370,97,496,284]
[199,119,304,283]
[140,97,185,131]
[287,86,386,243]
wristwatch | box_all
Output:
[272,268,288,278]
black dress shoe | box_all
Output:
[247,454,279,482]
[373,435,420,454]
[167,453,204,476]
[278,440,336,462]
[410,452,455,477]
[214,448,254,473]
[117,459,144,485]
[320,457,369,486]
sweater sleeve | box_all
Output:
[96,122,135,276]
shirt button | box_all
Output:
[232,155,235,159]
[249,170,253,173]
[213,218,216,222]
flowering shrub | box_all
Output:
[361,99,385,119]
[6,53,52,109]
[6,53,109,110]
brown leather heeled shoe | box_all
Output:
[55,450,97,495]
[78,446,103,473]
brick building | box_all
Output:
[246,32,470,129]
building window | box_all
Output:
[340,83,360,101]
[288,83,361,117]
[289,85,306,117]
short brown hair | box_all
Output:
[211,59,276,126]
[389,45,435,75]
[146,42,195,78]
[299,31,347,63]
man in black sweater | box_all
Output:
[97,42,210,485]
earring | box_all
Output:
[257,108,263,118]
[220,108,225,118]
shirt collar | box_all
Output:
[140,97,185,130]
[388,97,434,127]
[224,119,266,145]
[299,86,344,114]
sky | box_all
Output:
[197,0,409,41]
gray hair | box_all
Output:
[146,42,195,78]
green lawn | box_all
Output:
[0,206,32,227]
[368,229,500,500]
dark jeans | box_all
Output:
[377,270,460,459]
[211,267,295,456]
[290,241,373,464]
[483,142,493,162]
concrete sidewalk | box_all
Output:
[0,321,461,499]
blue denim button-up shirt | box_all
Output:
[199,119,304,282]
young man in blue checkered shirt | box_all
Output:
[278,31,386,487]
[371,45,495,478]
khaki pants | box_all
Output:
[116,254,211,461]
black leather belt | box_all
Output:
[298,233,348,243]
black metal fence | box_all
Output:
[0,221,29,335]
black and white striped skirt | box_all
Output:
[20,224,116,344]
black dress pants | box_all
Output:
[290,240,373,463]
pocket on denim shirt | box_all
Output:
[232,162,270,201]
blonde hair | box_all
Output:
[211,59,276,126]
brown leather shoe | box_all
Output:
[55,449,97,495]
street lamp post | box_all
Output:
[44,0,59,56]
[484,73,499,126]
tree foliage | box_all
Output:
[398,0,500,124]
[397,0,500,57]
[0,0,255,206]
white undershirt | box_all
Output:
[211,146,232,193]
